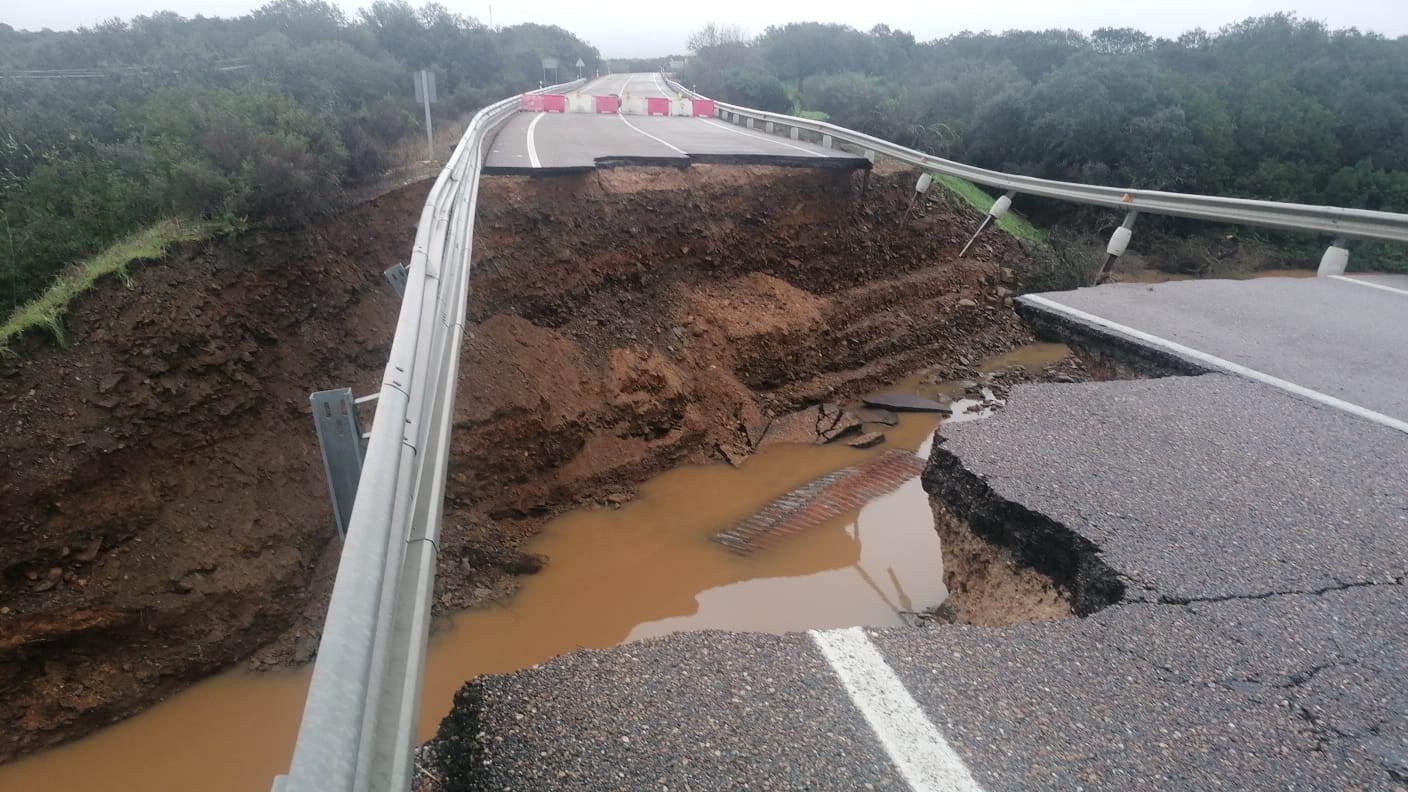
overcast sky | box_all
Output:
[6,0,1406,58]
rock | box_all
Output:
[815,404,863,442]
[758,403,863,448]
[957,298,978,308]
[33,568,63,593]
[292,634,319,663]
[718,443,750,468]
[98,372,124,394]
[853,407,898,426]
[847,431,886,449]
[73,538,103,563]
[862,392,953,413]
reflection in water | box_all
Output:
[0,344,1069,791]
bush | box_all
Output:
[720,68,792,112]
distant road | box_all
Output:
[582,71,676,99]
[484,73,868,173]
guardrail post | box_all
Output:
[1317,238,1349,277]
[765,120,775,133]
[1096,209,1140,284]
[901,173,934,226]
[822,133,833,148]
[383,263,409,297]
[790,127,800,140]
[310,388,366,538]
[959,190,1016,258]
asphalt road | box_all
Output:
[1019,274,1408,424]
[583,72,677,100]
[484,74,866,173]
[428,274,1408,790]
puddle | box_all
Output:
[0,667,311,792]
[416,411,947,733]
[0,343,1069,791]
[979,342,1072,373]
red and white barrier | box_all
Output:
[520,94,567,112]
[521,93,714,118]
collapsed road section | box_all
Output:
[420,277,1408,789]
[0,158,1046,773]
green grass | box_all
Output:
[1,218,218,354]
[933,173,1047,244]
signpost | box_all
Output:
[413,69,437,160]
[575,57,585,78]
[541,57,559,86]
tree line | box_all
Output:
[681,15,1408,241]
[0,0,598,311]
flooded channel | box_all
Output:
[0,343,1069,791]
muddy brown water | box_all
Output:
[0,344,1069,791]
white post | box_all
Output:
[422,91,434,161]
[1317,238,1349,277]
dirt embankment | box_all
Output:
[0,163,1040,762]
[0,185,425,762]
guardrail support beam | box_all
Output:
[1096,210,1139,284]
[1317,238,1349,277]
[383,263,409,298]
[310,388,366,538]
[959,190,1017,258]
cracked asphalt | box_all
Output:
[426,278,1408,791]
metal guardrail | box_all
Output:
[272,79,583,792]
[665,77,1408,247]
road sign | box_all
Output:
[541,57,559,70]
[413,69,437,103]
[413,69,436,160]
[575,57,585,68]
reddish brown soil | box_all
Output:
[0,162,1040,763]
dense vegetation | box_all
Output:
[682,14,1408,266]
[0,1,598,311]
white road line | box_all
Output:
[616,113,687,154]
[525,112,546,168]
[1023,294,1408,434]
[811,627,984,792]
[652,72,668,97]
[702,118,824,156]
[1330,274,1408,297]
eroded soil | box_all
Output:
[1,162,1041,762]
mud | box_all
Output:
[1,162,1042,763]
[921,444,1125,617]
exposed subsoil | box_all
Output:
[1,161,1046,763]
